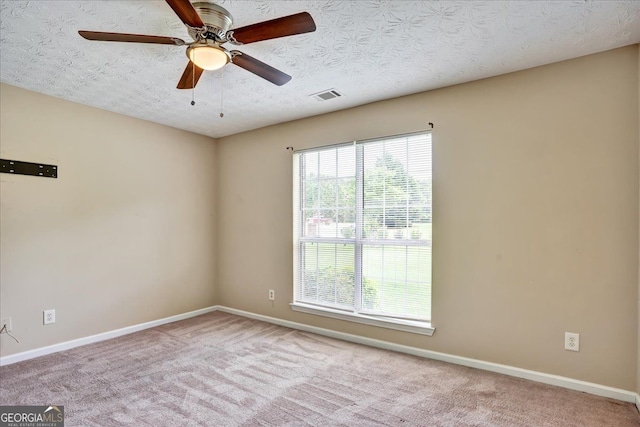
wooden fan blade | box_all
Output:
[177,61,205,89]
[231,51,291,86]
[229,12,316,45]
[79,31,186,45]
[165,0,204,28]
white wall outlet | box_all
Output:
[268,290,275,301]
[564,332,579,351]
[43,309,56,325]
[1,317,12,332]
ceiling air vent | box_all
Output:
[311,89,343,102]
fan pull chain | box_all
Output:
[191,61,196,106]
[219,66,224,118]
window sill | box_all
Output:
[290,302,435,336]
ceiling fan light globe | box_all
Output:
[187,45,229,70]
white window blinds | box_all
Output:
[293,132,432,323]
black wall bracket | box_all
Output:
[0,158,58,178]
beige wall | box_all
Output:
[637,42,640,396]
[0,84,217,357]
[216,46,639,391]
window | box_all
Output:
[292,131,433,335]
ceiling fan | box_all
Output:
[78,0,316,88]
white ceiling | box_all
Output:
[1,1,639,138]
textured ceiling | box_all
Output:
[1,1,639,138]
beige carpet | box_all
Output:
[0,312,638,426]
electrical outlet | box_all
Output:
[268,290,275,301]
[564,332,579,351]
[1,317,12,332]
[43,309,55,325]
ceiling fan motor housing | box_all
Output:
[189,2,233,41]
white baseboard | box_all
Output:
[0,306,217,366]
[2,303,637,406]
[215,305,638,404]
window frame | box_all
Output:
[291,131,434,336]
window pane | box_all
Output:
[337,177,355,208]
[361,245,431,321]
[303,178,318,210]
[407,221,432,241]
[303,151,319,179]
[303,209,333,237]
[407,135,432,226]
[363,207,385,239]
[300,146,356,239]
[337,209,355,239]
[362,137,417,238]
[318,178,337,208]
[299,242,355,309]
[363,143,384,209]
[337,145,355,178]
[319,149,337,178]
